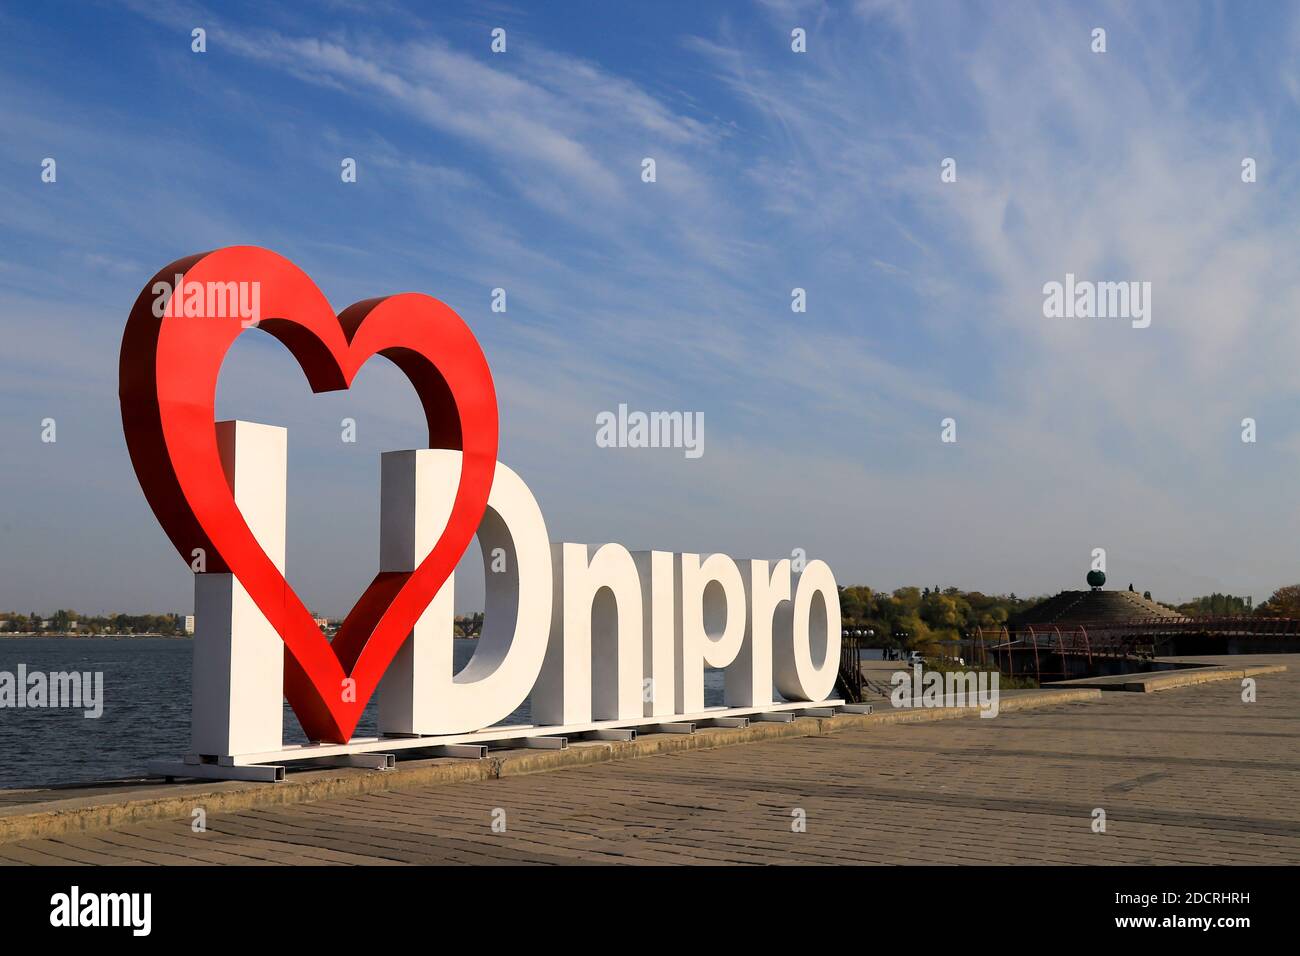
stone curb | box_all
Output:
[0,687,1099,844]
[1052,663,1286,693]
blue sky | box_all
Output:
[3,0,1300,616]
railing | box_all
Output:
[835,630,865,703]
[982,615,1300,652]
[971,616,1300,683]
[836,616,1300,691]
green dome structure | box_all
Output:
[1086,569,1106,590]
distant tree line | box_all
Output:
[1,609,486,639]
[838,586,1043,656]
[840,583,1300,655]
[454,612,484,639]
[1173,592,1252,616]
[1165,587,1300,618]
[0,610,187,635]
[2,609,490,638]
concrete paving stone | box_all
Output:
[0,654,1294,864]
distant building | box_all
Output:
[183,615,195,635]
[1008,571,1179,628]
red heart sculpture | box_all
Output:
[119,246,497,743]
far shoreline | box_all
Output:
[0,632,190,639]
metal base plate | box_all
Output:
[147,698,844,782]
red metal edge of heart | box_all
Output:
[118,246,499,743]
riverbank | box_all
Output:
[0,632,188,639]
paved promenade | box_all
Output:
[0,655,1295,865]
